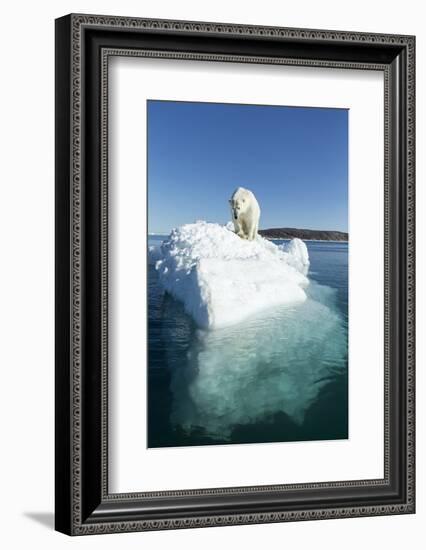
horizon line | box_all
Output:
[148,226,349,235]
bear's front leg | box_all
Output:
[248,222,259,241]
[233,219,246,239]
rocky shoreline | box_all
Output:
[259,228,348,242]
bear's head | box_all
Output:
[229,187,250,220]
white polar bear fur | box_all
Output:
[229,187,261,241]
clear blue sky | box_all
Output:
[147,100,348,234]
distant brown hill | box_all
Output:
[259,228,348,241]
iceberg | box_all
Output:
[166,285,347,437]
[151,221,310,329]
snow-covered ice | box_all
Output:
[150,221,310,329]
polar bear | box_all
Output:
[229,187,261,241]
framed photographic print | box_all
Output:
[55,14,415,535]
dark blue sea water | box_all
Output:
[147,237,348,448]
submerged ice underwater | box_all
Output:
[147,222,348,448]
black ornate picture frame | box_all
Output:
[55,13,415,535]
